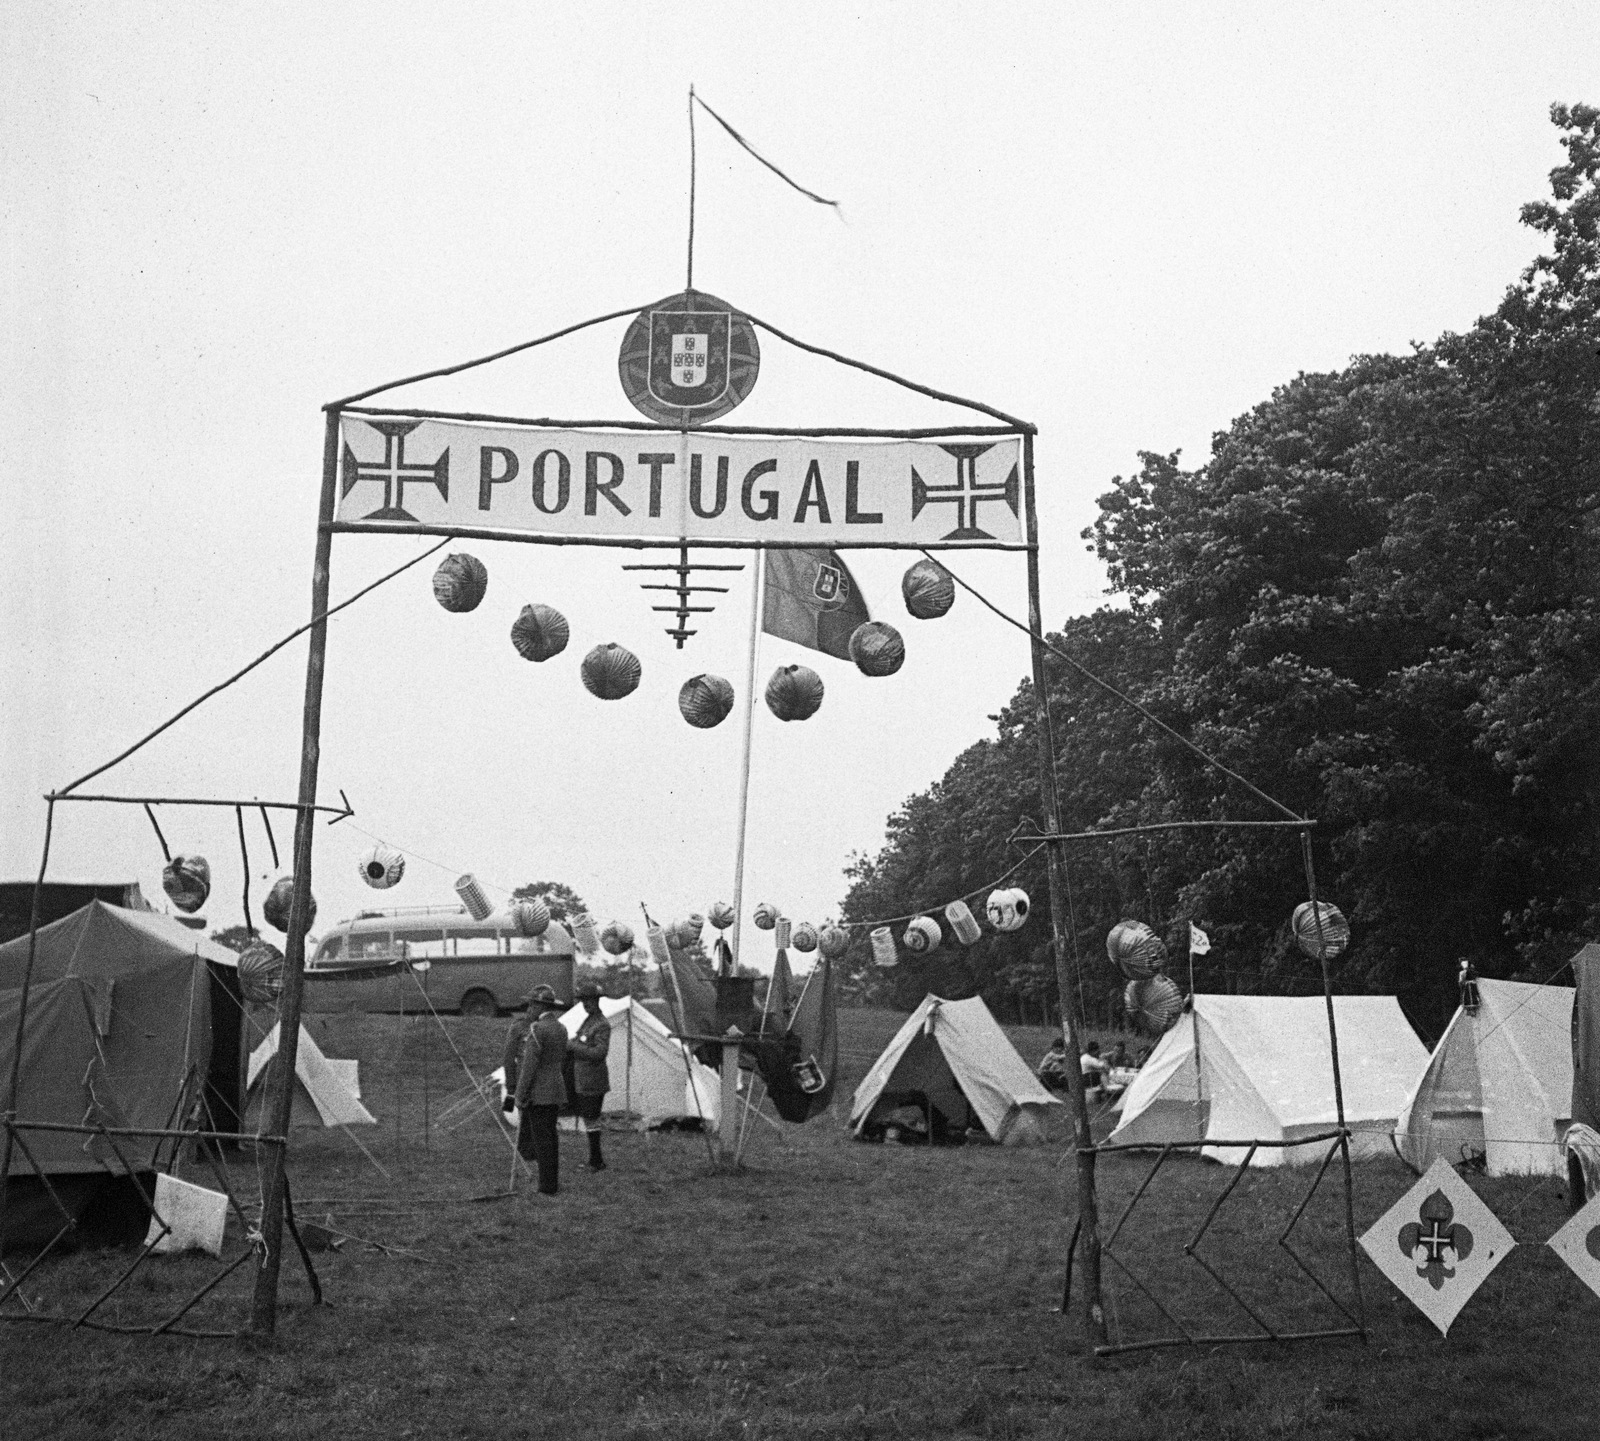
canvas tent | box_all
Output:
[551,995,719,1127]
[1108,994,1428,1166]
[849,995,1066,1145]
[1393,977,1575,1177]
[245,1024,376,1129]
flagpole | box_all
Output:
[729,547,764,970]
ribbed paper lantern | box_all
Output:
[263,877,317,935]
[708,901,735,930]
[1292,901,1351,961]
[571,913,601,956]
[1124,975,1184,1034]
[902,558,955,620]
[679,674,735,729]
[847,621,906,678]
[792,922,819,953]
[581,643,642,700]
[1107,920,1166,979]
[765,665,824,722]
[753,902,778,931]
[162,855,211,914]
[511,898,550,938]
[819,926,850,959]
[986,887,1030,933]
[238,941,285,1005]
[902,916,942,954]
[600,921,635,956]
[945,899,982,946]
[432,553,488,613]
[870,926,898,968]
[685,913,706,944]
[646,924,672,967]
[357,844,405,890]
[773,917,792,950]
[510,602,569,662]
[455,874,494,922]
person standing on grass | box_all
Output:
[512,985,568,1195]
[568,980,612,1172]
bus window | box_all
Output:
[394,928,447,961]
[348,931,392,961]
[313,934,343,964]
[453,934,502,958]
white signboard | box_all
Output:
[335,416,1025,547]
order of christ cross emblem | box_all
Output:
[910,443,1021,541]
[340,420,450,521]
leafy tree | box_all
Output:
[510,881,588,924]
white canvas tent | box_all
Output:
[849,995,1066,1145]
[246,1023,376,1129]
[1393,978,1573,1177]
[555,995,721,1128]
[1108,995,1427,1166]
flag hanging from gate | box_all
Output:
[762,548,869,661]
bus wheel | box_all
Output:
[460,989,498,1018]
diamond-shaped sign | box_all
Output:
[1547,1190,1600,1300]
[1359,1157,1515,1336]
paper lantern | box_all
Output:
[357,844,405,890]
[646,924,672,967]
[510,898,550,938]
[708,901,735,930]
[819,926,850,959]
[1124,975,1184,1034]
[600,921,635,956]
[1292,901,1351,961]
[686,913,706,943]
[902,558,955,620]
[455,874,494,922]
[753,902,778,931]
[765,665,824,722]
[1107,920,1166,979]
[870,926,898,968]
[679,674,735,729]
[792,922,819,953]
[263,876,317,935]
[847,621,906,678]
[510,602,569,662]
[902,916,942,954]
[986,887,1030,933]
[774,917,792,950]
[432,553,488,613]
[944,899,982,946]
[238,940,285,1005]
[162,855,211,914]
[571,913,601,956]
[581,643,642,700]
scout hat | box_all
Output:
[575,979,603,1000]
[525,984,560,1011]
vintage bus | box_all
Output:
[303,904,576,1016]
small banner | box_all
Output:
[1546,1189,1600,1300]
[1359,1157,1514,1336]
[336,416,1024,547]
[1189,923,1211,955]
[762,548,869,661]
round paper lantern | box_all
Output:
[944,899,982,946]
[432,553,488,613]
[581,643,642,700]
[708,901,735,930]
[162,855,211,914]
[765,665,824,722]
[848,621,905,678]
[986,887,1030,933]
[753,902,778,931]
[238,940,285,1005]
[601,921,635,956]
[679,674,735,729]
[1292,901,1351,961]
[1124,975,1184,1034]
[870,926,898,968]
[454,874,494,922]
[792,922,819,953]
[357,844,405,890]
[1107,920,1166,979]
[818,926,850,959]
[685,913,706,942]
[571,913,601,956]
[902,916,942,954]
[511,898,550,938]
[510,603,569,662]
[902,558,955,620]
[263,876,317,935]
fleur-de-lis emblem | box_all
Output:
[1586,1225,1600,1264]
[1398,1189,1475,1291]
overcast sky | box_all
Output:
[4,4,1596,970]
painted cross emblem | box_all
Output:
[1398,1189,1473,1290]
[340,420,450,521]
[910,443,1020,540]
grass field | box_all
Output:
[3,1005,1598,1439]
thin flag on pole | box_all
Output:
[1189,924,1211,956]
[693,92,843,215]
[762,548,869,662]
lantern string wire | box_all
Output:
[55,538,451,800]
[839,843,1048,932]
[921,550,1307,824]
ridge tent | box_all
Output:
[1394,975,1575,1177]
[1107,994,1428,1166]
[849,995,1066,1145]
[245,1024,376,1129]
[556,996,720,1128]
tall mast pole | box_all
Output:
[729,550,764,970]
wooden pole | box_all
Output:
[1021,431,1107,1347]
[249,407,339,1334]
[729,547,764,970]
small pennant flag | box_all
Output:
[1189,924,1211,956]
[1547,1190,1600,1300]
[1359,1157,1514,1336]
